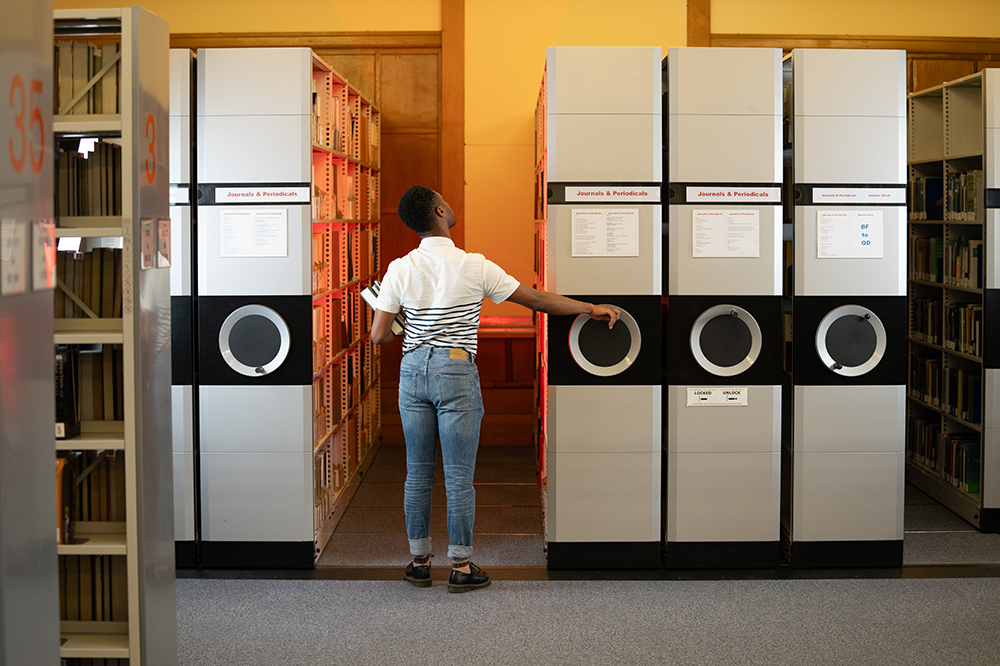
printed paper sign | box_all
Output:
[813,188,906,204]
[571,208,639,257]
[816,210,883,259]
[215,187,309,203]
[140,218,156,270]
[221,209,289,258]
[692,210,760,258]
[1,219,29,296]
[687,387,749,406]
[687,187,781,203]
[157,218,171,268]
[565,186,660,202]
[33,220,57,291]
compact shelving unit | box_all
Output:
[0,0,60,663]
[905,70,1000,532]
[194,47,381,568]
[535,47,664,569]
[51,6,176,664]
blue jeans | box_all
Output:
[398,346,484,562]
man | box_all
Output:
[371,185,619,593]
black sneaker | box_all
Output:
[448,562,490,593]
[404,560,432,588]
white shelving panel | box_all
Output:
[52,7,176,664]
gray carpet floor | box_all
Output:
[176,576,1000,665]
[903,483,1000,564]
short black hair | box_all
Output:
[397,185,437,233]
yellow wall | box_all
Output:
[712,0,1000,38]
[52,0,441,32]
[466,0,686,317]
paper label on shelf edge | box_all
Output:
[816,210,884,259]
[812,187,906,204]
[565,186,660,202]
[571,208,640,257]
[220,209,289,258]
[692,209,760,258]
[687,387,749,406]
[686,187,781,203]
[215,187,310,203]
[1,218,29,296]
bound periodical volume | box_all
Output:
[945,170,983,221]
[912,297,942,345]
[54,40,119,115]
[57,141,122,218]
[55,345,81,439]
[911,237,943,283]
[908,416,940,468]
[55,247,123,319]
[945,367,982,425]
[943,302,983,357]
[943,436,981,494]
[909,351,942,408]
[942,237,983,289]
[908,176,943,221]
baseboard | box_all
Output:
[789,539,904,568]
[665,541,780,569]
[199,541,315,569]
[547,541,662,569]
[175,540,197,569]
[980,508,1000,533]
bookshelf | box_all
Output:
[905,71,1000,532]
[195,48,381,568]
[0,0,61,663]
[52,7,176,664]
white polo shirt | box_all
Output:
[374,237,520,356]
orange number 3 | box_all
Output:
[144,113,155,184]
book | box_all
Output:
[55,345,81,439]
[56,455,76,544]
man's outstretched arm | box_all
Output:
[505,285,620,328]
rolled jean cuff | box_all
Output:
[409,537,433,558]
[448,544,472,562]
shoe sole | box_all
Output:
[405,577,432,588]
[447,580,491,593]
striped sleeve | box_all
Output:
[374,261,402,313]
[481,258,520,304]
